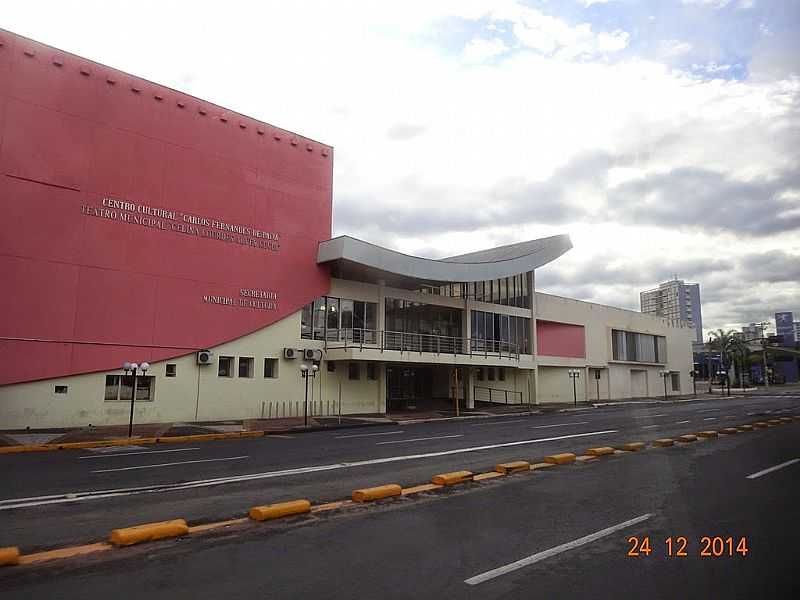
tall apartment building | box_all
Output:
[741,323,765,342]
[640,279,703,343]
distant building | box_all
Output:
[641,279,703,343]
[775,312,796,345]
[741,323,765,342]
[794,321,800,343]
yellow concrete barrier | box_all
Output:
[249,499,311,521]
[753,422,768,429]
[585,447,615,457]
[543,453,576,465]
[109,519,189,546]
[779,417,792,423]
[575,455,597,464]
[767,419,782,426]
[474,471,505,481]
[652,439,674,447]
[351,484,403,502]
[619,442,645,452]
[0,546,20,566]
[531,462,557,470]
[494,461,531,475]
[431,471,474,486]
[720,428,738,434]
[677,434,697,442]
[697,431,718,438]
[737,425,754,432]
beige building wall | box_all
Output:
[535,292,693,404]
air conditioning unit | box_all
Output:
[304,348,323,362]
[197,350,214,365]
[283,347,298,359]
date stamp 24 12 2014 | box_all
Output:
[627,536,749,558]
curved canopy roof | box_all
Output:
[317,234,572,288]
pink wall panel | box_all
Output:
[0,29,333,385]
[536,320,586,358]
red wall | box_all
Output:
[536,320,586,358]
[0,29,333,385]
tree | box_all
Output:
[708,329,739,385]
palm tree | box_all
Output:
[728,337,751,387]
[708,328,738,385]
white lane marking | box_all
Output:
[641,425,659,429]
[335,430,405,439]
[470,419,526,427]
[724,415,736,419]
[703,417,717,421]
[635,413,667,418]
[0,429,617,510]
[79,447,201,459]
[465,513,654,586]
[376,434,463,445]
[676,420,690,424]
[746,459,800,480]
[87,445,149,454]
[697,408,720,413]
[531,422,589,429]
[91,456,248,474]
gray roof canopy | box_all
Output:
[317,234,572,288]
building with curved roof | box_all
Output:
[0,29,693,429]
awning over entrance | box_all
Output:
[317,234,572,288]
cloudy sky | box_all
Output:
[4,0,799,337]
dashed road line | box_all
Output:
[746,459,799,480]
[335,431,405,439]
[91,456,249,474]
[470,419,527,427]
[376,435,464,445]
[703,417,717,421]
[676,420,690,424]
[79,447,201,459]
[531,422,589,429]
[464,513,654,585]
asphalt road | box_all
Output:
[1,392,798,599]
[0,393,797,555]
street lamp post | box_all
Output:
[300,363,319,427]
[567,369,580,407]
[122,361,149,438]
[658,370,669,402]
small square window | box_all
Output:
[348,363,360,381]
[54,385,68,394]
[218,356,234,377]
[263,358,278,378]
[166,363,177,377]
[488,367,495,381]
[327,361,336,373]
[239,357,254,378]
[367,363,377,380]
[498,368,505,381]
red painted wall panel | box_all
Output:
[0,29,333,385]
[536,320,586,358]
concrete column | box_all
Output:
[465,367,475,409]
[377,279,386,336]
[377,363,387,414]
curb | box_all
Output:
[109,519,189,547]
[249,499,311,521]
[352,484,402,502]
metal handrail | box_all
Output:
[474,386,523,404]
[324,328,522,359]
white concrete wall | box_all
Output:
[535,292,694,403]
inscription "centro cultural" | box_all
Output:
[80,197,280,252]
[203,288,279,311]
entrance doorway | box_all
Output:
[386,365,467,412]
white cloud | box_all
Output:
[659,39,693,58]
[1,0,796,330]
[462,38,509,63]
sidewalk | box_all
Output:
[0,415,393,447]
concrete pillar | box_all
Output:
[377,363,387,414]
[465,367,475,409]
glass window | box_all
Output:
[671,372,680,391]
[348,362,360,381]
[488,367,495,381]
[134,376,153,401]
[365,302,377,331]
[491,280,500,304]
[166,363,177,377]
[367,363,378,380]
[467,282,475,300]
[477,367,484,381]
[498,367,505,381]
[340,299,354,331]
[218,356,234,377]
[499,278,508,306]
[313,298,326,340]
[238,357,254,378]
[54,385,68,394]
[263,358,278,378]
[301,303,313,339]
[104,375,120,401]
[521,273,529,308]
[326,361,336,372]
[326,297,340,340]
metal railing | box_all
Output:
[474,386,523,404]
[325,328,521,359]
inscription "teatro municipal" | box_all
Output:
[203,288,279,311]
[80,197,280,252]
